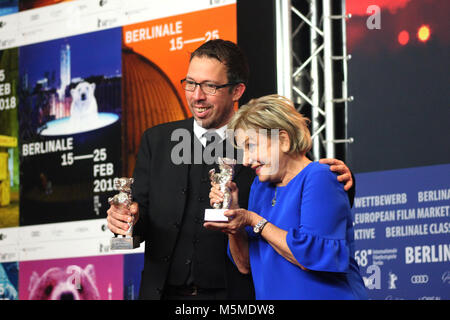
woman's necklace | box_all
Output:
[271,159,311,207]
[272,187,277,206]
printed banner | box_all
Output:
[18,27,122,225]
[123,253,144,300]
[352,164,450,300]
[19,255,123,300]
[0,261,18,300]
[0,47,19,228]
[121,3,236,176]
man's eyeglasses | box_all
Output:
[180,78,238,95]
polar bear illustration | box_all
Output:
[68,81,99,130]
[28,265,100,300]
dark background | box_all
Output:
[237,0,450,173]
[346,0,450,173]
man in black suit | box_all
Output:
[107,39,354,300]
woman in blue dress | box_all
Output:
[205,94,368,300]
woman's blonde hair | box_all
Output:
[228,94,312,155]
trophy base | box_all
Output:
[110,236,140,250]
[204,209,229,222]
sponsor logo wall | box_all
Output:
[0,0,236,300]
[352,164,450,300]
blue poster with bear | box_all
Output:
[18,27,122,225]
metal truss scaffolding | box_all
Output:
[275,0,353,161]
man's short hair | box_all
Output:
[191,39,249,86]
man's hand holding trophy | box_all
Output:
[107,177,140,250]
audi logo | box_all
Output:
[411,274,429,284]
[442,271,450,284]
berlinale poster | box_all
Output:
[18,27,122,225]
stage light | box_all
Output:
[417,25,431,42]
[398,30,409,46]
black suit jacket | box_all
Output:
[132,118,255,300]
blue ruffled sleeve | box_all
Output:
[286,167,351,273]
